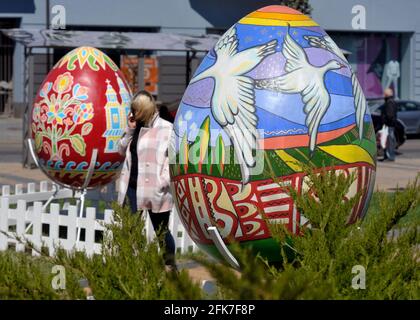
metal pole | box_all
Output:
[207,226,240,270]
[23,47,33,168]
[138,52,145,91]
[76,148,98,243]
[46,0,51,71]
[76,189,87,243]
[185,50,196,87]
[185,51,190,87]
[22,47,27,167]
[46,0,50,29]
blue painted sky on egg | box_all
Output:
[255,89,354,124]
[193,24,345,76]
[173,100,369,150]
[177,22,365,147]
[234,24,325,52]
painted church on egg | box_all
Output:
[102,74,131,153]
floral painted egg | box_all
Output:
[169,6,376,263]
[31,47,131,189]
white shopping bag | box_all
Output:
[378,124,389,149]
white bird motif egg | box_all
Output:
[169,5,376,263]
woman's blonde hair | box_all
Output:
[131,90,157,125]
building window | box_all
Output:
[330,32,403,100]
[0,18,20,114]
[52,25,160,66]
[206,28,227,36]
[111,111,119,129]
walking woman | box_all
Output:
[117,90,176,270]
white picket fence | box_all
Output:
[0,181,197,257]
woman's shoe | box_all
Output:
[165,264,179,274]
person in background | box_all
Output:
[117,90,176,271]
[381,87,398,161]
[158,104,175,123]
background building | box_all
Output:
[1,0,420,116]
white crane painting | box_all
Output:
[189,27,277,184]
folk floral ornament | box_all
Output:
[31,46,132,189]
[169,6,377,263]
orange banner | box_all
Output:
[120,55,159,95]
[143,57,159,95]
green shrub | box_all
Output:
[52,205,203,299]
[0,205,203,300]
[195,170,420,300]
[0,250,83,300]
[0,170,418,299]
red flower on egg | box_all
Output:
[64,117,73,126]
[73,103,94,124]
[53,72,74,94]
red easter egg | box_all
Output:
[31,47,132,189]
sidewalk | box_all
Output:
[0,117,44,185]
[374,141,420,190]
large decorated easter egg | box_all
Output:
[169,6,376,263]
[31,47,131,189]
